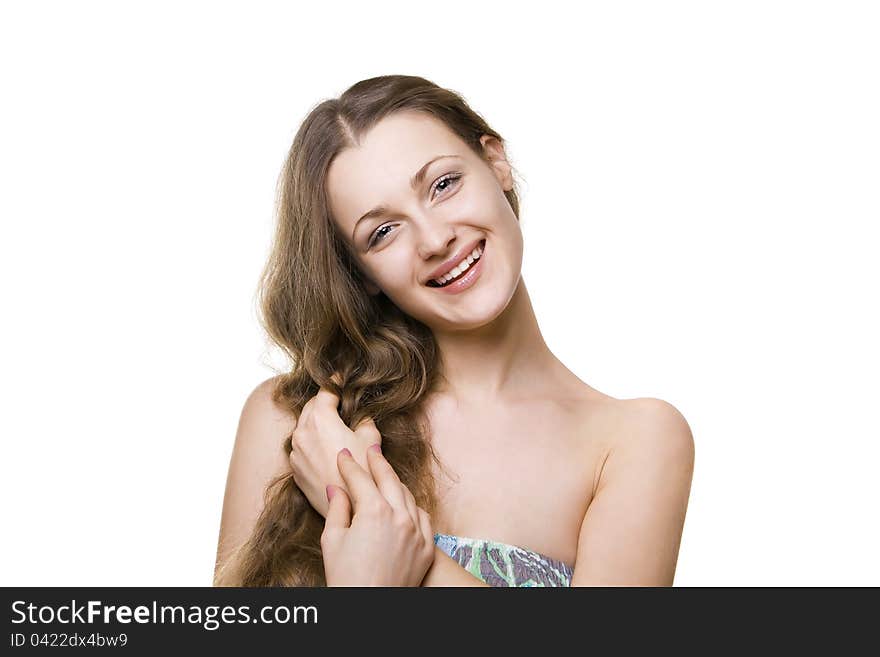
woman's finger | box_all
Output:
[401,483,420,531]
[336,448,384,515]
[365,444,408,512]
[324,485,352,530]
[297,396,316,426]
[314,385,341,413]
[353,416,382,447]
[418,508,435,552]
[315,371,343,407]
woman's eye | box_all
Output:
[431,173,462,199]
[368,223,395,248]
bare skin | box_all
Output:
[423,355,610,569]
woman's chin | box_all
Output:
[417,285,516,333]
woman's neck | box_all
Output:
[430,277,569,404]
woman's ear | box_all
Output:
[480,134,514,192]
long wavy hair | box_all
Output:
[214,75,521,586]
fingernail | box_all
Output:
[326,485,335,502]
[339,448,352,458]
[369,443,382,454]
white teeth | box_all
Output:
[432,242,484,286]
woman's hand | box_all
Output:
[321,445,435,587]
[289,377,381,518]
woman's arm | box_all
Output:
[421,547,491,587]
[570,398,695,586]
[214,377,295,584]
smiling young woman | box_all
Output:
[213,75,695,587]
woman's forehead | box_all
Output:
[340,112,465,174]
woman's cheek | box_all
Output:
[373,261,418,306]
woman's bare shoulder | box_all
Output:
[573,381,690,439]
[592,392,694,474]
[227,375,299,488]
[241,375,300,433]
[594,389,688,418]
[215,376,298,575]
[569,383,693,475]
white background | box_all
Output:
[1,1,877,586]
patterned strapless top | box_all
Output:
[433,533,574,587]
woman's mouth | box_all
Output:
[425,239,486,294]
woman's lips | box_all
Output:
[429,240,485,295]
[424,237,485,283]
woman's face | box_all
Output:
[326,110,523,333]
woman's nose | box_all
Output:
[417,225,456,260]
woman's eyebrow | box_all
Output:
[351,154,461,240]
[410,154,459,190]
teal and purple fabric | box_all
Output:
[433,533,573,587]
